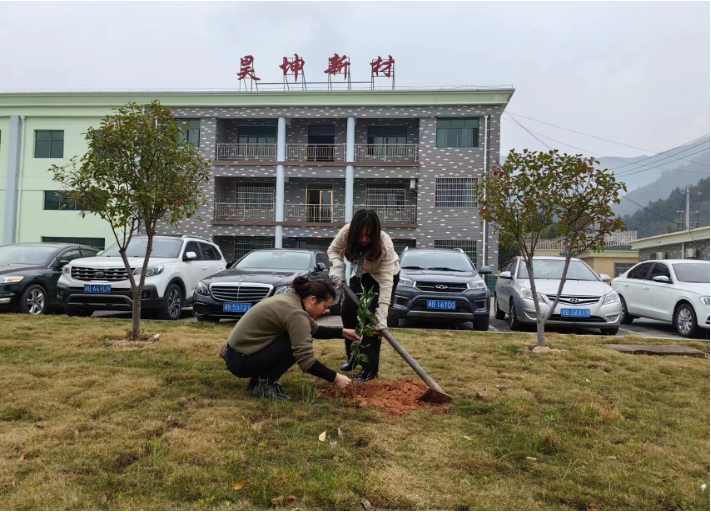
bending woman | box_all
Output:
[222,276,355,401]
[327,209,400,382]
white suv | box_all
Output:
[57,235,226,320]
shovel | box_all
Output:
[341,283,453,404]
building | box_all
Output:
[605,230,637,246]
[1,87,514,266]
[629,226,710,261]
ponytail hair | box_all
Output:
[291,276,336,303]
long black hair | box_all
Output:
[344,209,383,262]
[291,276,336,303]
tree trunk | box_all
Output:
[132,288,142,338]
[525,257,547,347]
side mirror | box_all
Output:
[185,251,198,261]
[599,273,612,283]
[478,265,493,275]
[316,262,327,271]
[653,275,671,283]
[58,259,70,267]
[499,271,512,280]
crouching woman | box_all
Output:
[221,276,355,401]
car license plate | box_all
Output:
[561,308,591,318]
[427,300,456,310]
[223,302,251,313]
[84,284,111,294]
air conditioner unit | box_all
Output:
[655,252,666,260]
[685,248,698,259]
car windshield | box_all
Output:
[0,246,56,265]
[518,260,599,281]
[672,263,710,283]
[236,251,312,270]
[102,238,183,258]
[400,251,474,272]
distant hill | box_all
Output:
[622,176,710,238]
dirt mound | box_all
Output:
[319,377,450,416]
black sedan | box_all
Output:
[0,243,102,315]
[192,248,339,322]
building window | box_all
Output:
[436,118,479,148]
[44,191,84,211]
[234,238,274,262]
[435,240,477,263]
[238,126,276,144]
[366,185,406,206]
[614,262,636,277]
[35,130,64,158]
[177,119,200,147]
[42,237,105,250]
[367,126,407,145]
[236,183,275,205]
[435,178,478,208]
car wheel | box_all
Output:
[619,296,634,325]
[157,284,183,321]
[65,306,92,317]
[600,328,619,336]
[509,301,522,331]
[674,303,699,338]
[474,316,490,331]
[196,314,220,323]
[494,294,505,320]
[387,314,399,328]
[19,285,48,315]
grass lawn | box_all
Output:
[0,314,709,511]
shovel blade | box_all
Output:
[419,387,453,404]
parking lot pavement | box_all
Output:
[81,307,710,341]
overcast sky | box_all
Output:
[1,1,709,165]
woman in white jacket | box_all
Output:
[327,209,400,382]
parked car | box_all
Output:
[56,235,226,320]
[0,243,101,315]
[611,259,710,338]
[387,248,492,330]
[192,248,338,322]
[494,256,622,335]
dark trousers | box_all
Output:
[224,334,294,382]
[341,272,400,373]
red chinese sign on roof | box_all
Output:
[371,55,395,78]
[280,54,306,82]
[237,55,260,82]
[324,54,350,77]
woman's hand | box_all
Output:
[342,328,362,342]
[334,373,352,389]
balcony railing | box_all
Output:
[286,144,346,162]
[284,204,345,223]
[355,204,417,223]
[214,203,275,221]
[354,144,419,162]
[216,144,277,161]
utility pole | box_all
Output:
[685,184,691,231]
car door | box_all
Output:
[620,262,654,316]
[314,252,330,280]
[49,247,84,304]
[497,259,516,313]
[199,243,224,278]
[645,262,673,321]
[182,241,204,297]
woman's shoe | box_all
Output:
[340,358,356,372]
[354,370,378,383]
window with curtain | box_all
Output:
[436,119,479,148]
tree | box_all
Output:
[51,101,210,339]
[480,149,625,347]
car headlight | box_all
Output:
[520,288,547,302]
[133,266,164,277]
[701,296,710,306]
[274,286,290,295]
[62,265,71,274]
[196,281,210,295]
[467,281,486,290]
[0,276,24,284]
[602,290,620,305]
[398,277,416,288]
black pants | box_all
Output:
[341,272,400,373]
[224,334,294,382]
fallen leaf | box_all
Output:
[337,427,343,437]
[100,495,108,504]
[361,497,373,510]
[581,461,589,466]
[526,457,537,461]
[166,415,172,422]
[475,391,483,400]
[318,431,327,442]
[74,429,80,437]
[608,456,617,460]
[462,435,473,441]
[19,453,26,461]
[330,440,338,448]
[702,484,707,493]
[28,487,36,492]
[232,482,248,491]
[586,504,599,511]
[271,495,296,506]
[453,377,460,381]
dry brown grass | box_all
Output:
[0,313,708,510]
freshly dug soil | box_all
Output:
[319,377,450,416]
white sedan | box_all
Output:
[611,259,710,338]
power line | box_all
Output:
[615,147,710,178]
[505,115,552,150]
[620,194,677,224]
[613,138,710,175]
[506,110,710,167]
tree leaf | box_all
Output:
[318,431,327,442]
[271,495,296,505]
[361,498,373,510]
[232,482,248,491]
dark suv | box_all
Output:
[387,248,492,330]
[192,249,339,322]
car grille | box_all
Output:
[71,266,133,281]
[416,282,468,293]
[210,284,272,303]
[545,294,600,306]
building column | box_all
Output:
[345,116,356,222]
[275,116,286,248]
[3,116,24,245]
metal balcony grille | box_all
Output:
[284,204,345,223]
[354,144,419,162]
[366,185,406,206]
[434,240,477,263]
[214,203,275,221]
[210,284,272,303]
[234,238,274,261]
[286,144,346,162]
[216,144,276,160]
[435,178,478,208]
[71,266,133,281]
[355,204,416,222]
[237,183,275,205]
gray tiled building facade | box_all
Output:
[160,89,513,267]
